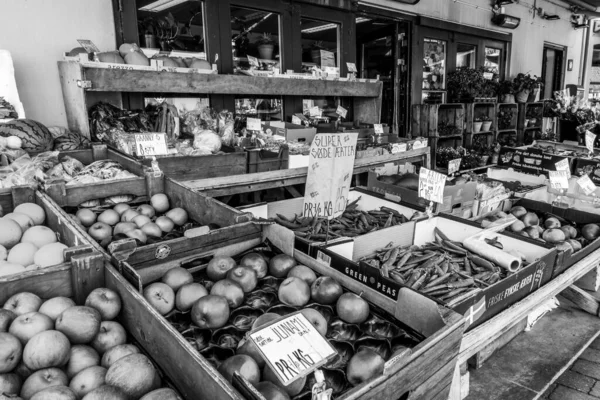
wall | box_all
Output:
[362,0,587,86]
[0,0,116,127]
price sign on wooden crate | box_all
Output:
[249,312,337,386]
[346,62,358,73]
[247,55,260,67]
[418,167,446,204]
[134,133,168,157]
[555,158,571,178]
[448,158,462,175]
[336,105,348,119]
[578,174,597,196]
[549,170,569,190]
[292,115,303,126]
[309,106,322,117]
[374,124,384,134]
[247,118,262,131]
[303,132,359,219]
[586,131,597,154]
[77,39,100,53]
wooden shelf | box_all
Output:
[473,131,494,135]
[497,128,517,133]
[437,134,464,140]
[524,126,542,131]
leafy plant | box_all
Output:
[498,108,515,129]
[438,121,462,136]
[526,106,543,120]
[498,80,515,96]
[255,33,276,46]
[513,73,543,92]
[448,67,499,101]
[436,146,461,169]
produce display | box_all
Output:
[264,197,421,242]
[481,206,597,254]
[68,193,212,248]
[0,202,75,278]
[0,288,182,400]
[361,228,513,305]
[142,247,422,398]
[0,97,18,120]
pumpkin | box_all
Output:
[0,119,54,152]
[53,131,91,151]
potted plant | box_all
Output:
[256,33,276,60]
[498,107,515,130]
[513,73,543,103]
[139,17,158,48]
[447,67,484,103]
[498,80,516,103]
[481,116,493,132]
[310,41,326,65]
[473,117,483,133]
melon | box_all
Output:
[187,58,212,70]
[0,120,54,152]
[124,52,150,66]
[53,131,90,151]
[153,56,178,68]
[97,52,125,64]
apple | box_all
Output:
[120,209,139,223]
[254,382,289,400]
[113,222,137,236]
[38,297,75,321]
[191,295,229,329]
[112,204,131,216]
[0,309,16,332]
[14,361,32,381]
[0,245,6,261]
[3,293,42,316]
[29,385,76,400]
[141,223,162,238]
[0,263,26,278]
[4,213,34,233]
[132,215,151,229]
[240,253,268,279]
[236,338,266,369]
[210,280,244,309]
[150,194,170,213]
[206,256,237,281]
[0,372,21,395]
[252,313,280,330]
[337,293,370,324]
[268,254,296,278]
[278,277,310,307]
[288,265,317,286]
[311,276,343,305]
[300,308,328,336]
[0,333,21,373]
[176,283,208,312]
[23,330,70,370]
[561,226,578,240]
[154,217,174,234]
[544,217,561,229]
[125,229,147,245]
[66,345,100,379]
[217,354,260,385]
[76,209,97,228]
[263,364,306,396]
[88,223,112,242]
[143,283,175,315]
[20,368,68,400]
[100,344,139,369]
[85,288,121,321]
[139,388,181,400]
[69,366,107,399]
[97,210,120,226]
[161,267,193,292]
[105,354,157,400]
[510,206,527,219]
[55,306,101,344]
[346,348,385,387]
[226,266,258,293]
[80,385,128,400]
[165,208,188,226]
[91,321,127,354]
[521,212,539,227]
[136,205,156,219]
[9,312,54,344]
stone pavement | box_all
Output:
[543,336,600,399]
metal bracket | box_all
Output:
[77,80,92,89]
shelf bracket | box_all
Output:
[77,80,92,89]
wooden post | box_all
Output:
[58,62,90,138]
[69,252,105,305]
[560,285,600,316]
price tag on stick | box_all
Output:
[549,170,569,190]
[77,39,100,53]
[374,124,384,134]
[292,115,302,126]
[418,167,447,204]
[247,55,260,67]
[303,133,359,220]
[246,118,262,131]
[249,312,337,386]
[555,158,571,178]
[309,106,322,118]
[586,130,596,154]
[448,158,462,175]
[578,174,597,196]
[346,62,358,73]
[134,133,168,157]
[336,105,348,119]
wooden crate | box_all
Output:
[246,146,290,173]
[466,103,497,135]
[517,102,544,145]
[496,103,518,132]
[412,104,465,138]
[112,224,465,400]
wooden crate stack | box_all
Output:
[464,103,496,149]
[517,102,544,145]
[495,103,518,147]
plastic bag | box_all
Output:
[193,130,221,153]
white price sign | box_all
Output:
[418,167,447,204]
[134,133,168,157]
[374,124,384,134]
[346,62,358,73]
[391,143,407,154]
[249,313,337,386]
[303,133,359,219]
[309,106,322,118]
[577,174,597,196]
[247,118,262,131]
[292,115,303,126]
[555,158,571,178]
[549,170,569,190]
[413,139,427,149]
[448,158,462,175]
[586,130,596,154]
[336,105,348,119]
[77,39,100,53]
[247,55,260,67]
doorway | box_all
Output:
[542,43,566,99]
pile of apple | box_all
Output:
[74,193,190,247]
[0,203,73,278]
[482,205,600,254]
[0,288,181,400]
[142,252,418,399]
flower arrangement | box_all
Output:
[447,67,499,102]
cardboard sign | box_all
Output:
[248,55,260,67]
[391,143,407,154]
[320,50,336,68]
[577,174,597,196]
[336,106,348,119]
[555,158,571,178]
[586,130,596,153]
[448,158,462,175]
[292,115,303,126]
[499,147,572,175]
[374,124,384,134]
[418,167,446,204]
[309,106,322,118]
[549,170,569,190]
[134,133,168,157]
[77,39,100,53]
[303,133,359,219]
[346,62,358,73]
[249,313,337,386]
[247,118,262,131]
[413,139,427,149]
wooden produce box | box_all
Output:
[246,146,289,173]
[239,187,423,257]
[412,104,465,138]
[318,214,557,331]
[111,223,465,400]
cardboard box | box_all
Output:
[264,121,317,144]
[317,214,556,331]
[239,187,422,257]
[485,167,547,195]
[367,164,477,217]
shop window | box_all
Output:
[422,38,446,103]
[300,18,340,73]
[231,7,281,72]
[457,43,476,68]
[235,97,283,122]
[485,47,502,74]
[137,0,206,54]
[302,97,353,127]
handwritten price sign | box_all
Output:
[549,170,569,190]
[336,105,348,119]
[134,133,168,157]
[577,174,597,196]
[418,167,446,204]
[303,133,359,220]
[586,130,597,154]
[448,158,461,175]
[555,158,571,178]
